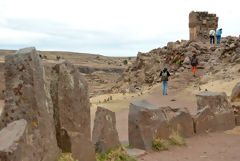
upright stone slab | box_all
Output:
[162,107,194,137]
[196,91,235,131]
[0,47,60,161]
[193,106,217,134]
[92,106,120,154]
[50,60,91,152]
[128,100,169,150]
[231,82,240,102]
[0,119,28,161]
[70,133,96,161]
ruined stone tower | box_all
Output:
[189,11,218,41]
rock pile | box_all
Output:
[113,36,240,92]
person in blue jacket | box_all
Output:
[216,28,222,44]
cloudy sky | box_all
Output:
[0,0,239,56]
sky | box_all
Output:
[0,0,239,56]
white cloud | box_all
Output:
[0,0,239,56]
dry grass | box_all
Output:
[168,130,186,146]
[58,153,77,161]
[152,137,169,151]
[96,146,136,161]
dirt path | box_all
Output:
[103,69,240,161]
[138,131,240,161]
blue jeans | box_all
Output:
[162,81,168,95]
[217,35,221,44]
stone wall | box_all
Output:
[189,11,218,41]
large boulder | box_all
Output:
[50,60,91,152]
[128,100,169,150]
[196,91,232,112]
[0,119,29,161]
[193,106,217,134]
[162,107,194,137]
[231,82,240,102]
[92,106,120,154]
[0,47,61,161]
[196,91,235,131]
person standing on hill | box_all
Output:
[191,54,198,77]
[159,67,170,95]
[216,28,222,44]
[209,29,215,44]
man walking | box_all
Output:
[191,54,198,77]
[209,29,215,44]
[216,28,222,44]
[159,67,170,95]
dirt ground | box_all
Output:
[91,68,240,161]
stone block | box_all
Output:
[92,106,120,154]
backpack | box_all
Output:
[191,57,198,66]
[161,71,168,81]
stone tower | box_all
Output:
[189,11,218,41]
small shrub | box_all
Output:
[123,60,128,65]
[43,55,47,59]
[58,153,77,161]
[168,130,186,146]
[39,54,42,59]
[152,137,169,151]
[178,60,183,67]
[56,56,61,61]
[96,146,136,161]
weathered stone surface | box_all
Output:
[196,91,232,112]
[196,91,235,131]
[231,82,240,102]
[50,60,91,152]
[70,133,96,161]
[162,107,194,137]
[235,115,240,126]
[189,11,218,41]
[128,100,169,150]
[92,106,120,154]
[0,119,30,161]
[215,111,235,131]
[0,47,60,161]
[193,106,217,134]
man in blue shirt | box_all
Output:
[216,28,222,44]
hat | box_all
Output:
[163,67,167,71]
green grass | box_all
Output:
[96,146,136,161]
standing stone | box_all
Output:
[196,91,235,131]
[50,60,91,152]
[128,100,169,150]
[162,107,194,137]
[92,106,120,154]
[70,133,96,161]
[0,119,29,161]
[193,106,217,134]
[0,47,60,161]
[231,82,240,102]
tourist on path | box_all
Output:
[191,54,198,77]
[209,29,215,44]
[216,28,222,44]
[159,67,170,95]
